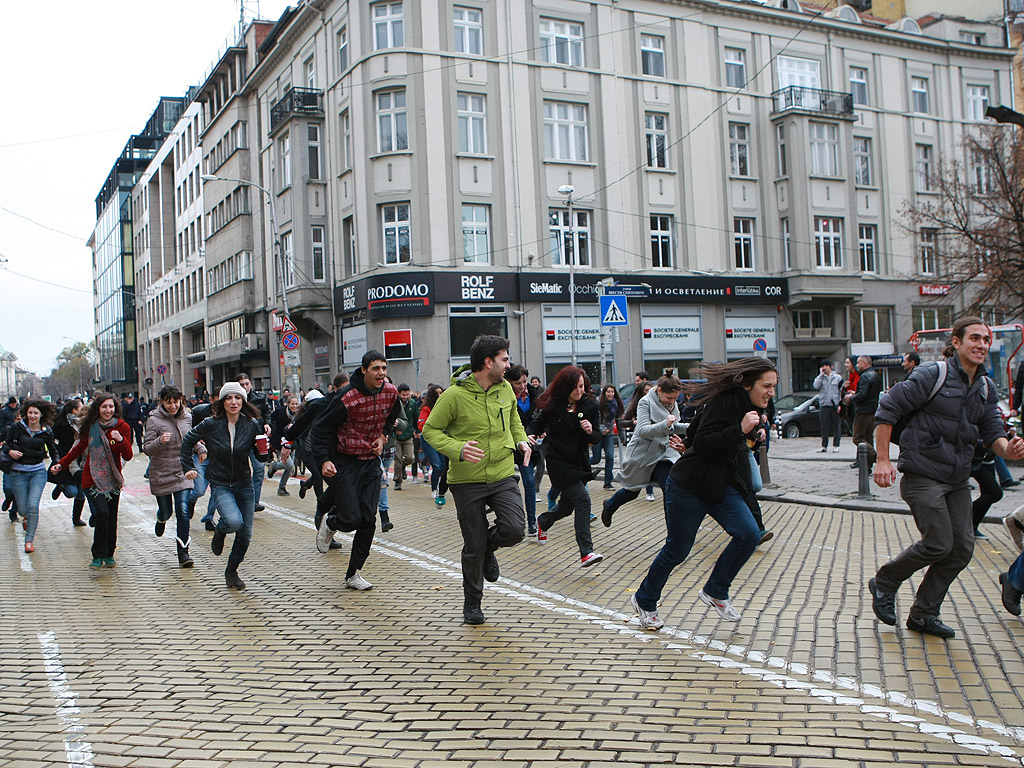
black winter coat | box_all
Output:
[51,415,82,485]
[528,397,601,487]
[180,415,262,487]
[0,405,18,441]
[2,421,60,468]
[849,368,882,415]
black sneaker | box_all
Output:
[483,548,500,582]
[205,520,215,532]
[601,499,613,528]
[329,540,344,550]
[1000,573,1022,616]
[868,577,897,626]
[463,602,485,625]
[1001,479,1022,489]
[254,503,265,512]
[1,497,11,512]
[298,480,308,500]
[906,615,955,639]
[211,530,226,556]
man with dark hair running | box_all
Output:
[423,335,532,625]
[310,351,401,591]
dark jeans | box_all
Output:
[156,489,191,545]
[604,461,672,518]
[86,489,121,559]
[210,483,255,565]
[537,478,594,557]
[127,419,143,448]
[420,438,449,495]
[1007,549,1024,592]
[852,413,876,464]
[875,472,973,621]
[818,404,840,448]
[515,453,537,529]
[591,433,616,485]
[188,455,219,523]
[971,462,1003,528]
[450,476,525,603]
[321,454,383,578]
[634,479,760,611]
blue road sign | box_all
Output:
[599,295,628,327]
[282,332,300,350]
[753,337,768,352]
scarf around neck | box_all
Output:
[88,417,124,495]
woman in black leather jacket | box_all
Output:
[180,382,266,590]
[2,398,59,553]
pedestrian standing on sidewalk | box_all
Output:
[50,398,87,526]
[840,356,860,437]
[592,385,624,489]
[49,393,133,568]
[3,398,60,554]
[600,375,686,529]
[812,361,844,453]
[143,386,197,567]
[393,384,417,489]
[869,317,1024,639]
[422,335,531,625]
[528,366,604,567]
[310,351,402,590]
[845,355,881,469]
[629,358,776,630]
[506,365,542,537]
[179,382,268,589]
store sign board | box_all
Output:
[724,316,778,353]
[342,324,368,366]
[641,316,702,354]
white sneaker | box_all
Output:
[832,447,840,453]
[316,512,335,554]
[345,572,374,590]
[645,490,656,502]
[698,588,741,621]
[431,488,438,499]
[535,492,542,502]
[630,593,664,630]
[1005,514,1024,553]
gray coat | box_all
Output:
[614,390,686,490]
[143,405,194,496]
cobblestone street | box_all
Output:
[4,455,1024,767]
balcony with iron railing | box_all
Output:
[772,86,855,119]
[270,87,324,132]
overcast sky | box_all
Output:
[0,0,292,380]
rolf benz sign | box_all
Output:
[334,271,788,319]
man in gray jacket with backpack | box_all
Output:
[868,317,1024,639]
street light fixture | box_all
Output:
[558,184,578,366]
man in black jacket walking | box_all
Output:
[121,393,144,450]
[845,356,881,468]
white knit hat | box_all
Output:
[219,382,247,400]
[304,389,324,402]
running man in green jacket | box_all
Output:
[422,335,532,625]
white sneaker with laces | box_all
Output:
[833,447,840,453]
[316,513,335,554]
[698,588,742,621]
[346,572,374,590]
[630,593,664,630]
[645,490,656,502]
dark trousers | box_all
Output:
[450,476,526,604]
[818,405,840,448]
[875,472,973,621]
[86,489,120,559]
[852,413,876,464]
[156,489,191,545]
[322,454,383,578]
[127,419,143,448]
[971,462,1003,528]
[537,478,594,557]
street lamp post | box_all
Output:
[558,184,578,367]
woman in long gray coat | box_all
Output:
[143,385,198,567]
[600,375,686,528]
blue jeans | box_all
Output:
[189,455,218,522]
[9,468,47,542]
[210,484,255,565]
[516,456,537,529]
[270,453,295,492]
[605,461,672,517]
[250,449,265,504]
[420,438,448,494]
[1008,550,1024,592]
[156,489,191,544]
[995,455,1013,485]
[378,456,393,512]
[635,479,761,610]
[591,433,616,485]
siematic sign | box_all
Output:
[335,272,787,318]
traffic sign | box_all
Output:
[156,363,168,375]
[272,313,297,333]
[281,332,300,350]
[753,338,767,352]
[604,285,651,298]
[599,295,628,327]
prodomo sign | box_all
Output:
[335,273,436,319]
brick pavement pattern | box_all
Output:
[2,456,1024,767]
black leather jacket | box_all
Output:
[3,421,60,467]
[180,415,262,487]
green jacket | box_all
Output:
[395,398,417,441]
[422,364,528,485]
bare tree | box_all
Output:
[901,125,1024,320]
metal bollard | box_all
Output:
[759,443,771,487]
[856,443,872,499]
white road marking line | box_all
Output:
[37,631,95,768]
[14,525,32,572]
[261,502,1024,763]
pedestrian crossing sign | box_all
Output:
[599,295,628,326]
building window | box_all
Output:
[725,48,746,89]
[966,85,990,122]
[281,231,294,287]
[641,35,665,77]
[544,101,588,162]
[851,307,892,344]
[650,215,673,268]
[781,218,791,270]
[775,123,787,177]
[728,122,750,177]
[539,18,584,67]
[381,203,411,265]
[919,228,937,275]
[809,122,838,177]
[454,6,483,55]
[343,216,356,275]
[311,225,326,281]
[337,26,349,73]
[814,217,843,269]
[733,218,755,271]
[307,124,322,180]
[645,113,668,169]
[858,224,877,273]
[457,93,486,154]
[239,250,253,280]
[915,144,933,192]
[850,66,868,105]
[911,76,929,114]
[462,204,490,263]
[960,31,984,46]
[341,111,351,169]
[373,2,404,50]
[376,89,408,152]
[277,132,291,190]
[913,305,952,333]
[304,56,316,89]
[853,137,872,186]
[549,208,591,266]
[971,148,992,194]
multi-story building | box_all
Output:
[90,97,183,395]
